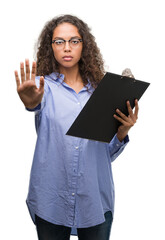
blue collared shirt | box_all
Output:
[26,72,129,236]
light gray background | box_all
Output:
[0,0,164,239]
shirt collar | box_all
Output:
[49,72,65,85]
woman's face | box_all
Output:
[52,23,83,71]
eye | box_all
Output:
[55,40,64,45]
[70,39,79,44]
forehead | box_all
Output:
[52,23,81,39]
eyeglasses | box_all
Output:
[52,38,83,49]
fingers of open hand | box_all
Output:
[31,61,36,81]
[39,76,45,92]
[14,70,20,89]
[20,62,25,83]
[24,59,36,81]
[25,59,30,80]
[15,59,36,85]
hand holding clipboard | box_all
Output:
[66,71,150,143]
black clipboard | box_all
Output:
[66,72,150,143]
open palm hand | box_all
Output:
[14,59,44,109]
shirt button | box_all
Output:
[77,102,80,105]
[116,144,119,147]
[75,146,79,149]
[72,193,75,196]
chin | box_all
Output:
[59,62,79,69]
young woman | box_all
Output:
[15,14,138,240]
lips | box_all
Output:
[63,56,73,61]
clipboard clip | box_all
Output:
[121,68,136,82]
[121,75,136,83]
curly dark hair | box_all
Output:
[35,14,105,88]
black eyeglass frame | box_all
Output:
[52,38,83,44]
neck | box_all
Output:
[59,65,82,84]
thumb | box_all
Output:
[39,76,44,91]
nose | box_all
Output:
[64,41,71,52]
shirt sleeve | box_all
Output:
[108,134,129,162]
[25,76,47,113]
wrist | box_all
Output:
[25,103,41,111]
[117,131,128,142]
[24,101,40,109]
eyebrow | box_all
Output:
[53,36,81,40]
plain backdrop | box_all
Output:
[0,0,165,239]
